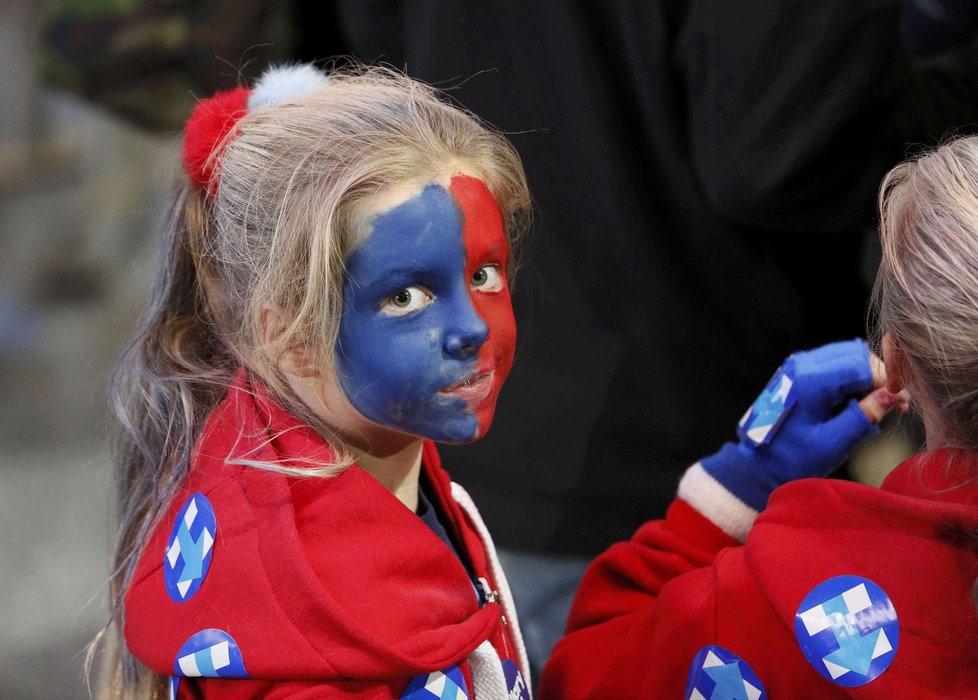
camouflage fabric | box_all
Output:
[41,0,297,131]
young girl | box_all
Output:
[106,64,533,699]
[540,137,978,697]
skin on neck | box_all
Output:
[349,439,424,513]
[916,393,949,451]
[283,365,425,513]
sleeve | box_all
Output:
[678,0,978,234]
[537,499,740,699]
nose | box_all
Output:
[443,302,489,359]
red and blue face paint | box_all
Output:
[337,175,516,444]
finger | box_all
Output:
[821,398,880,457]
[797,339,875,405]
[858,388,902,424]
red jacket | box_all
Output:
[124,373,530,699]
[540,450,978,699]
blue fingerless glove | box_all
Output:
[699,339,879,512]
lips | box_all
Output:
[439,369,495,403]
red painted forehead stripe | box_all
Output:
[448,174,509,267]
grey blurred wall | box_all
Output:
[0,2,174,696]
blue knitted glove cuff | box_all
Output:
[701,442,783,512]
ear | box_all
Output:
[881,332,909,394]
[278,346,320,378]
[259,306,319,378]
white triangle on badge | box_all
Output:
[823,658,849,680]
[425,671,447,695]
[746,424,773,444]
[872,629,892,659]
[702,650,724,668]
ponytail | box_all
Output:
[96,184,234,696]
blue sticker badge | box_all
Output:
[684,646,766,700]
[502,660,529,700]
[738,358,797,446]
[400,665,470,700]
[174,629,248,679]
[794,576,898,686]
[164,493,216,602]
[168,676,179,700]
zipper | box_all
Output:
[477,577,512,661]
[478,577,499,605]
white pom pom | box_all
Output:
[247,64,328,112]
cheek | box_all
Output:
[474,290,516,377]
[339,314,443,394]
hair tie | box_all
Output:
[181,64,329,197]
[182,86,249,196]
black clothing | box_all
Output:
[314,0,978,556]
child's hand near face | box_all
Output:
[695,339,908,515]
[859,353,911,424]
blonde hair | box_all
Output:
[100,64,530,696]
[872,135,978,450]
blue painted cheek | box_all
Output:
[338,306,481,442]
[336,185,486,443]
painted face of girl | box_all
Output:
[336,174,516,444]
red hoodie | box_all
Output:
[540,450,978,699]
[124,372,531,699]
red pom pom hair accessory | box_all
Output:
[181,65,329,197]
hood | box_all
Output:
[123,371,502,683]
[748,448,978,696]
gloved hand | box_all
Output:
[700,339,888,512]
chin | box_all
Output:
[435,435,480,446]
[424,413,495,445]
[428,428,482,446]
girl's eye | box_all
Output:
[471,265,504,293]
[381,286,433,317]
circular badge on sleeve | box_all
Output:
[794,575,899,686]
[173,629,248,679]
[400,665,470,699]
[684,646,766,700]
[164,493,217,602]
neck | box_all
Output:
[924,418,952,452]
[283,371,425,511]
[917,389,952,451]
[351,439,424,512]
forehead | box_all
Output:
[348,183,462,284]
[349,174,507,265]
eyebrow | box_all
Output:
[354,265,441,292]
